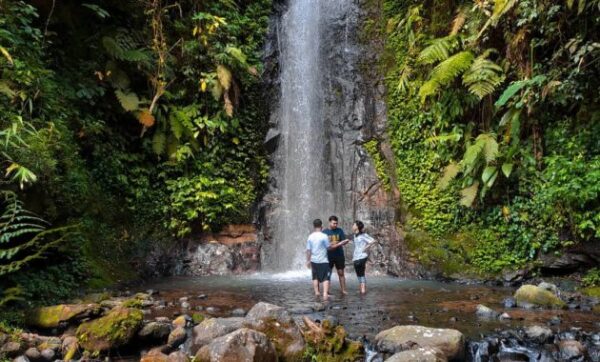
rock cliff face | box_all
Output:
[259,0,420,277]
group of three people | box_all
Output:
[306,216,376,300]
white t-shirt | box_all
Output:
[306,231,330,264]
[353,233,374,261]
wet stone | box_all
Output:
[230,308,246,317]
[503,297,517,308]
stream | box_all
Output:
[138,273,600,340]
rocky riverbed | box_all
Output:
[2,275,599,361]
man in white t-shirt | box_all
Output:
[306,218,348,300]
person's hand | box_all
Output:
[341,239,350,245]
[306,261,311,269]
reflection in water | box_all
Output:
[142,275,599,339]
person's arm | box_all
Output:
[306,239,311,268]
[363,235,377,252]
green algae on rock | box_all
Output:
[76,307,143,353]
[27,304,101,329]
[514,285,566,309]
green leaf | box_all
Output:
[115,90,140,111]
[152,131,166,155]
[501,162,513,177]
[482,166,498,188]
[438,162,461,189]
[495,80,527,107]
[225,46,248,66]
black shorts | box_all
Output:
[353,258,367,277]
[311,262,331,282]
[328,255,345,270]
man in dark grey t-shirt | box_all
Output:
[323,215,350,295]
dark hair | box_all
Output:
[328,215,338,222]
[313,219,323,228]
[354,220,364,232]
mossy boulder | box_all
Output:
[514,285,566,309]
[76,307,143,353]
[303,318,363,362]
[582,286,600,298]
[27,304,101,329]
[195,328,277,362]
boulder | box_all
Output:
[195,328,277,362]
[524,325,553,343]
[13,356,29,362]
[374,325,464,360]
[246,302,293,324]
[167,327,187,349]
[24,347,41,361]
[246,317,304,360]
[559,340,586,360]
[167,351,189,362]
[538,282,559,294]
[138,321,171,342]
[76,307,143,353]
[1,341,23,358]
[191,317,245,353]
[27,304,101,329]
[514,285,566,309]
[386,347,447,362]
[39,348,55,361]
[475,305,498,319]
[141,348,169,362]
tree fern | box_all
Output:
[417,36,458,64]
[462,52,505,99]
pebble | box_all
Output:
[499,312,512,320]
[230,308,246,317]
[502,297,517,308]
[198,294,208,299]
[205,306,219,314]
[181,301,191,309]
[40,348,55,361]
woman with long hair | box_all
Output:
[351,220,377,294]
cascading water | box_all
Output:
[265,0,328,271]
[260,0,418,276]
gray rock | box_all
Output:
[312,302,326,312]
[13,356,29,362]
[167,351,188,362]
[181,302,191,309]
[503,297,517,308]
[40,348,55,361]
[498,312,512,320]
[375,325,464,360]
[195,328,277,362]
[191,317,246,353]
[246,302,292,324]
[524,325,553,343]
[231,308,246,317]
[138,321,172,342]
[386,347,447,362]
[167,327,187,349]
[289,306,313,314]
[205,307,219,314]
[24,348,41,361]
[475,304,499,319]
[538,282,559,295]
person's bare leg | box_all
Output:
[338,269,347,295]
[313,280,320,296]
[360,283,366,294]
[323,280,330,300]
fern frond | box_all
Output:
[417,36,458,64]
[462,53,505,99]
[152,131,166,155]
[115,90,140,111]
[430,51,475,85]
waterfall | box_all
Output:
[260,0,415,275]
[264,0,328,271]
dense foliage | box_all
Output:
[382,0,600,275]
[0,0,270,307]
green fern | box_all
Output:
[152,131,166,155]
[115,89,140,111]
[462,53,505,99]
[417,36,458,64]
[460,182,479,207]
[420,51,474,101]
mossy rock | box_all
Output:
[27,304,101,329]
[582,286,600,298]
[192,313,206,325]
[122,298,144,309]
[247,318,305,362]
[303,320,363,362]
[76,307,143,353]
[514,285,566,309]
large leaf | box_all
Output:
[438,162,461,189]
[460,182,479,207]
[481,166,498,188]
[501,162,513,178]
[115,90,140,111]
[216,65,232,91]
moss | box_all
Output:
[363,140,391,192]
[27,304,101,329]
[76,307,143,353]
[303,320,364,362]
[515,285,566,309]
[248,318,304,362]
[192,313,205,325]
[122,299,143,309]
[582,286,600,298]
